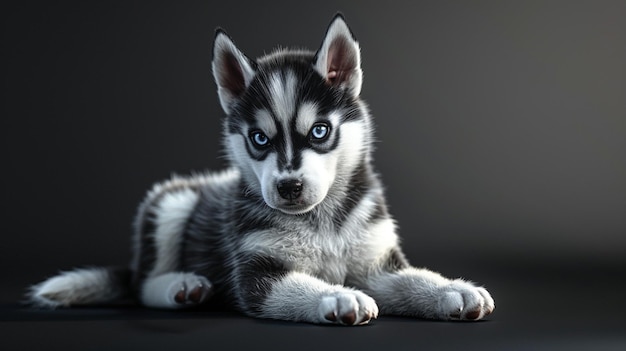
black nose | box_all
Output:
[277,179,303,201]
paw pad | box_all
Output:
[319,291,379,326]
[340,311,357,325]
[173,280,212,305]
[440,282,495,321]
[464,309,481,320]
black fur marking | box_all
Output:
[189,181,275,307]
[369,193,390,223]
[235,254,289,315]
[232,186,275,234]
[315,123,341,154]
[340,99,364,123]
[333,160,370,228]
[179,189,219,269]
[178,184,247,306]
[271,121,291,171]
[243,132,272,162]
[381,248,410,273]
[277,116,342,172]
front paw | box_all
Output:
[438,280,495,321]
[318,290,379,326]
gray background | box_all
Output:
[2,1,625,349]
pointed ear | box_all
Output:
[313,14,362,97]
[212,29,256,114]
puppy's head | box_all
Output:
[212,14,371,215]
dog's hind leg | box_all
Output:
[132,177,213,309]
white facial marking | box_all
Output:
[335,120,365,176]
[268,71,297,124]
[296,102,320,136]
[259,153,280,207]
[268,71,298,163]
[254,109,277,137]
[296,148,338,206]
[327,110,341,126]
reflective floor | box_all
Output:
[3,259,625,351]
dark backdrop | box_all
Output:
[2,1,625,350]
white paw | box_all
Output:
[168,273,213,306]
[141,272,213,309]
[318,290,379,326]
[438,280,495,321]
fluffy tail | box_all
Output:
[27,267,132,308]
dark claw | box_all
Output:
[188,284,204,303]
[465,309,481,320]
[358,313,372,325]
[325,311,337,322]
[340,311,357,325]
[174,286,187,304]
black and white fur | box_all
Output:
[28,14,495,325]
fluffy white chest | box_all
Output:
[239,218,398,285]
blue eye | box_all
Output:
[310,123,330,140]
[251,131,270,147]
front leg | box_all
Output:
[235,255,378,325]
[361,250,495,321]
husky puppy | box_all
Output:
[28,14,494,325]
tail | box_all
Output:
[27,267,132,308]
